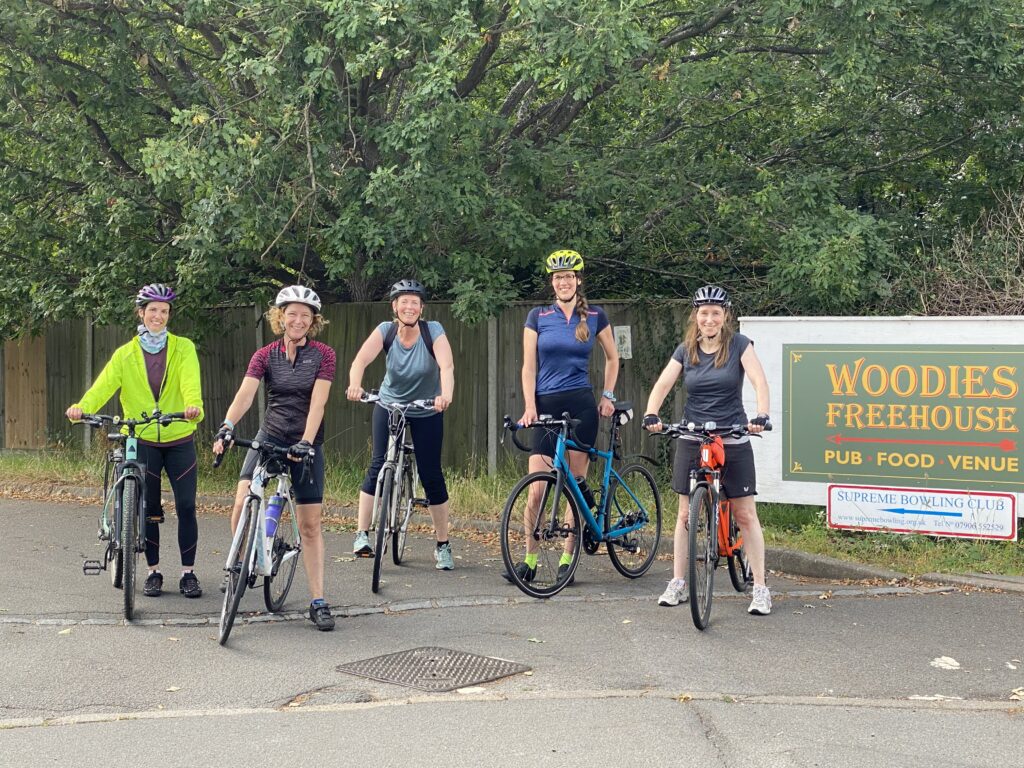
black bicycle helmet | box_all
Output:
[692,284,731,308]
[389,279,427,300]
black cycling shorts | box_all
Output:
[671,439,757,499]
[531,387,599,458]
[239,429,325,505]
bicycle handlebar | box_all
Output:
[649,421,773,440]
[74,410,190,431]
[212,435,316,481]
[360,390,436,411]
[502,412,587,453]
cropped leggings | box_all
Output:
[138,440,199,568]
[360,406,449,505]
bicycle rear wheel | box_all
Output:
[264,496,300,613]
[687,485,716,630]
[606,463,662,578]
[726,504,753,593]
[120,474,140,621]
[392,459,414,566]
[371,466,393,594]
[219,498,257,645]
[500,472,582,598]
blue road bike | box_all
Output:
[78,410,189,621]
[501,402,662,598]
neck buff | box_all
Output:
[137,324,168,354]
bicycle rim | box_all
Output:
[688,486,715,630]
[219,500,257,645]
[264,496,300,612]
[120,475,139,621]
[500,472,582,598]
[371,466,393,594]
[392,463,414,566]
[606,463,662,578]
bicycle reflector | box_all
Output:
[701,437,725,470]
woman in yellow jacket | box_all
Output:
[66,284,205,598]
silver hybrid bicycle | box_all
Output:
[213,436,309,645]
[360,391,434,593]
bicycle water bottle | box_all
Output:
[265,494,285,537]
[575,476,596,510]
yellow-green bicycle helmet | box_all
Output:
[544,250,585,273]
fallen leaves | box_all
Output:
[165,686,181,692]
[930,656,961,670]
[1011,688,1024,702]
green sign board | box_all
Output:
[783,345,1024,491]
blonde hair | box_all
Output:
[266,305,328,337]
[683,307,736,367]
[573,286,591,343]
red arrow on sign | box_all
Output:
[826,434,1017,452]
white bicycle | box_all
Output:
[214,436,308,645]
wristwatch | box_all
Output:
[601,390,616,402]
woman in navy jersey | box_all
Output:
[642,285,772,615]
[213,286,338,631]
[346,279,456,570]
[505,250,620,585]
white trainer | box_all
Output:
[748,584,772,615]
[657,578,688,606]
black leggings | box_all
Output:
[139,440,199,568]
[360,406,449,505]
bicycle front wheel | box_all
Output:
[264,496,300,613]
[120,474,140,621]
[726,505,753,593]
[687,485,716,630]
[392,459,414,566]
[500,472,582,598]
[219,498,258,645]
[371,466,394,594]
[606,463,662,578]
[108,494,124,589]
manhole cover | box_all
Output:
[336,647,530,692]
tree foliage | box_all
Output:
[2,0,1023,335]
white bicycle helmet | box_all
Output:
[275,285,322,313]
[692,284,731,308]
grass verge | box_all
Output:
[2,448,1020,577]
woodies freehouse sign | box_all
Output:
[783,345,1023,491]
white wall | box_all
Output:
[739,316,1024,515]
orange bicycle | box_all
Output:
[655,421,770,629]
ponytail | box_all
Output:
[574,287,591,343]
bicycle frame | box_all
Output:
[227,460,300,578]
[545,424,649,543]
[687,436,746,560]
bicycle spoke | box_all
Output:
[606,464,662,578]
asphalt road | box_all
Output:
[1,497,1021,767]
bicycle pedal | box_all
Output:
[82,559,103,575]
[412,497,429,508]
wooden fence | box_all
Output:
[3,300,692,471]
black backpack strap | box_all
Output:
[383,320,435,361]
[419,320,436,361]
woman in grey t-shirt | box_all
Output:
[642,285,773,616]
[346,279,457,570]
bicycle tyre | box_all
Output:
[392,459,414,566]
[219,498,257,645]
[120,474,139,621]
[264,495,300,613]
[500,471,582,599]
[108,495,124,589]
[726,506,753,593]
[687,485,716,630]
[606,463,663,578]
[371,466,394,594]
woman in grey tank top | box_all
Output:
[642,285,774,616]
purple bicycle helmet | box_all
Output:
[135,283,177,307]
